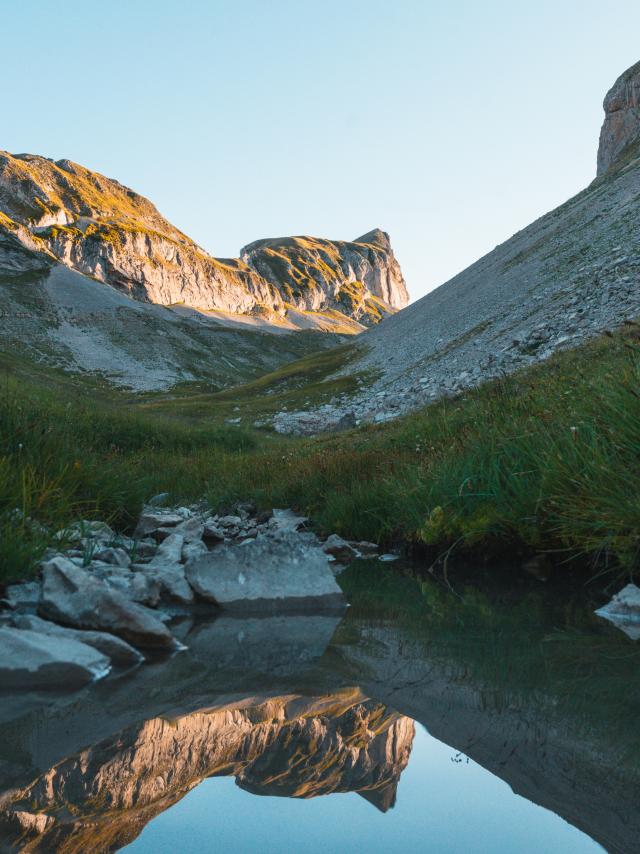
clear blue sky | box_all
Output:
[3,0,639,301]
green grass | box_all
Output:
[0,328,638,584]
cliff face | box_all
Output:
[0,691,414,853]
[0,152,406,324]
[597,60,640,176]
[241,228,409,323]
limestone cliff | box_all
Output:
[241,228,409,324]
[597,60,640,176]
[0,152,407,324]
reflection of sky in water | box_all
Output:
[124,723,601,854]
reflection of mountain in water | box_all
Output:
[0,690,414,853]
[1,569,639,854]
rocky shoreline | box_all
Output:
[0,500,393,689]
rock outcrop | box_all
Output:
[241,228,409,323]
[0,151,407,325]
[597,60,640,176]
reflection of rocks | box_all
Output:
[0,691,413,853]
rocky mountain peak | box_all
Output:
[353,228,391,249]
[597,59,640,176]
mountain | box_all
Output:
[241,228,408,325]
[0,151,407,325]
[271,60,640,434]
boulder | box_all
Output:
[595,583,640,640]
[90,565,162,607]
[13,615,144,666]
[203,520,225,543]
[173,517,205,543]
[92,547,131,567]
[38,557,175,649]
[0,626,111,688]
[149,532,184,564]
[134,564,195,606]
[185,531,345,612]
[134,510,185,539]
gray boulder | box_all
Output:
[134,510,185,539]
[0,626,111,688]
[134,564,194,606]
[38,557,175,649]
[92,547,131,567]
[185,531,345,612]
[13,615,144,666]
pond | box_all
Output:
[1,561,638,853]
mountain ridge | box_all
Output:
[0,150,408,325]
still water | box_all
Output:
[1,562,638,853]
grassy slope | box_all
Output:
[1,329,638,582]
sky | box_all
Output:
[2,0,640,303]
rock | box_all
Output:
[13,615,144,666]
[203,519,225,542]
[2,581,41,610]
[173,517,205,543]
[0,626,111,688]
[269,509,308,531]
[90,565,162,607]
[182,540,208,563]
[241,229,409,320]
[93,547,131,567]
[38,557,175,649]
[130,539,158,560]
[134,510,185,539]
[597,60,640,176]
[595,583,640,639]
[150,532,185,565]
[322,534,359,563]
[134,564,195,606]
[185,531,345,612]
[218,515,243,528]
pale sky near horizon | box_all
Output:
[2,0,639,303]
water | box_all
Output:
[1,561,638,853]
